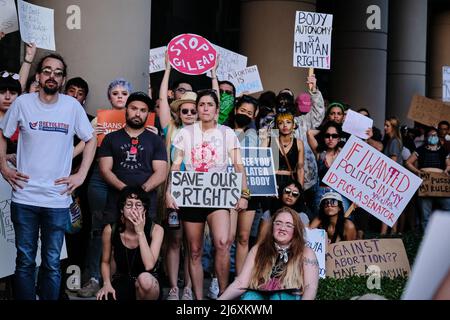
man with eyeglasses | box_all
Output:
[98,92,167,226]
[171,80,194,100]
[0,53,97,300]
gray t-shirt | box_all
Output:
[383,138,403,165]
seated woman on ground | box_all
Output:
[96,186,164,300]
[218,207,319,300]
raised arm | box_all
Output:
[159,52,173,130]
[211,55,220,100]
[307,129,320,158]
[19,43,37,92]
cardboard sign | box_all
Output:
[342,109,373,140]
[227,148,277,196]
[208,44,248,80]
[444,66,450,102]
[0,0,19,34]
[224,65,264,97]
[96,109,156,147]
[402,211,450,299]
[305,228,327,279]
[149,46,167,74]
[419,172,450,197]
[322,136,422,227]
[167,34,217,76]
[407,95,450,127]
[171,171,242,208]
[17,0,55,51]
[293,11,333,69]
[325,239,410,279]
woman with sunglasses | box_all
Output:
[307,121,351,217]
[218,207,319,300]
[96,187,164,300]
[310,192,356,244]
[257,180,310,243]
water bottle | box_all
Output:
[167,209,180,229]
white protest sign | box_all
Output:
[403,211,450,300]
[293,11,333,69]
[0,172,67,278]
[17,0,55,51]
[171,171,242,208]
[0,0,19,34]
[443,66,450,102]
[149,46,167,74]
[207,44,248,80]
[305,228,327,278]
[342,109,373,140]
[224,65,264,97]
[322,136,422,227]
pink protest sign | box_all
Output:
[167,34,217,75]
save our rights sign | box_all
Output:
[171,171,242,208]
[227,148,277,196]
[322,136,422,227]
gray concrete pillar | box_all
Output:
[429,11,450,102]
[240,0,316,96]
[387,0,428,126]
[31,0,151,116]
[330,0,388,128]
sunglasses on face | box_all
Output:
[40,67,64,78]
[180,108,197,115]
[1,71,20,81]
[322,199,339,207]
[130,137,139,155]
[324,133,340,139]
[283,187,299,198]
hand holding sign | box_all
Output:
[167,34,217,76]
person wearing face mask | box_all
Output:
[405,127,450,229]
[218,81,236,125]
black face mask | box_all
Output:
[235,113,252,128]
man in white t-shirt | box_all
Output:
[0,53,96,300]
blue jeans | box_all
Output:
[241,291,301,300]
[418,197,450,230]
[11,202,69,300]
[85,165,109,281]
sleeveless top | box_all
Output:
[317,151,330,185]
[278,138,299,172]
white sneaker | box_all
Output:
[181,287,193,300]
[207,277,219,300]
[166,287,179,300]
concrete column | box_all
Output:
[387,0,428,126]
[429,11,450,101]
[240,0,316,96]
[330,0,388,128]
[32,0,151,116]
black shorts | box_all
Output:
[179,207,229,223]
[111,272,161,300]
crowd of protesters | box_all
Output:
[1,35,449,301]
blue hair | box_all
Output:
[107,78,133,99]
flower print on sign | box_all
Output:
[191,142,218,172]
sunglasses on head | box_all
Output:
[283,187,299,198]
[324,133,340,139]
[1,71,20,81]
[322,199,339,207]
[130,137,139,155]
[180,108,197,115]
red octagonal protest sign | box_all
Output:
[167,34,217,76]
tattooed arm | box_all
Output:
[302,247,319,300]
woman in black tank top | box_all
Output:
[96,187,164,300]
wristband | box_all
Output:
[24,58,32,64]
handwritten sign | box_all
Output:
[325,239,410,279]
[17,0,55,51]
[224,65,264,97]
[444,66,450,102]
[293,11,333,69]
[322,136,422,227]
[167,34,217,76]
[342,109,373,140]
[408,95,450,127]
[419,172,450,197]
[96,109,156,147]
[227,148,277,196]
[149,46,167,74]
[208,44,247,80]
[171,171,242,208]
[0,0,19,34]
[305,228,327,278]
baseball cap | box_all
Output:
[320,192,343,204]
[125,91,154,110]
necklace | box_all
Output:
[280,136,293,148]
